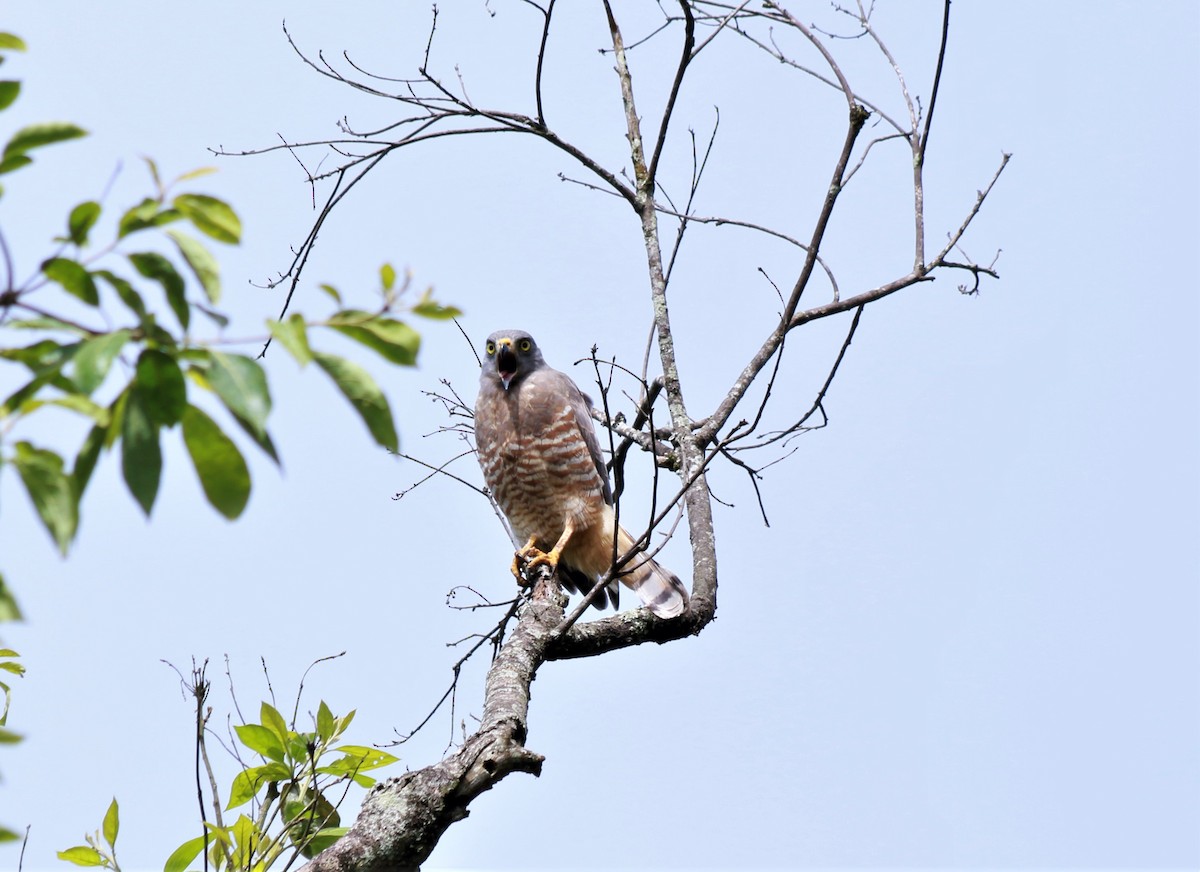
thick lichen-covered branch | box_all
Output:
[299,577,563,872]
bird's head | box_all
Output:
[484,329,544,391]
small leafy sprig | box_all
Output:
[160,701,397,872]
[60,700,396,872]
[57,799,121,871]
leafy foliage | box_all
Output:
[0,32,457,566]
[57,798,120,870]
[60,701,396,872]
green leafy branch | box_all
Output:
[0,640,21,843]
[186,700,396,871]
[61,695,397,872]
[57,799,121,871]
[1,168,451,541]
[0,31,460,560]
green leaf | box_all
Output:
[0,153,32,176]
[0,81,19,112]
[313,352,398,452]
[163,835,206,872]
[102,798,119,848]
[225,768,259,811]
[0,34,28,52]
[317,283,341,304]
[260,702,289,743]
[194,303,229,329]
[117,198,156,237]
[4,315,89,335]
[143,155,163,192]
[67,200,101,246]
[316,701,334,742]
[187,362,276,460]
[121,390,162,515]
[0,574,23,622]
[411,288,462,320]
[172,166,217,184]
[174,194,241,244]
[70,329,131,394]
[235,723,286,762]
[305,828,348,856]
[379,263,396,291]
[128,252,188,330]
[268,314,312,366]
[13,442,77,554]
[44,394,109,424]
[41,257,98,305]
[226,404,279,465]
[0,644,20,724]
[167,230,220,304]
[327,311,420,366]
[204,351,270,440]
[287,733,316,763]
[182,404,249,520]
[2,373,52,418]
[56,846,104,867]
[229,815,259,870]
[135,349,186,427]
[117,198,180,238]
[3,122,86,159]
[94,270,146,319]
[226,764,289,810]
[0,338,74,371]
[205,824,233,850]
[412,299,463,320]
[72,424,106,500]
[284,788,340,856]
[326,745,398,773]
[104,390,129,448]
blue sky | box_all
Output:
[1,2,1197,870]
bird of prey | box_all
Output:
[474,329,689,619]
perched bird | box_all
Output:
[474,329,689,619]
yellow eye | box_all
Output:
[485,341,496,355]
[518,339,532,352]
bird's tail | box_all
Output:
[615,527,689,619]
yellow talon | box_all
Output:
[523,546,562,573]
[511,521,576,582]
[511,536,549,584]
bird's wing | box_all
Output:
[566,376,613,506]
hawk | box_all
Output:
[474,329,689,619]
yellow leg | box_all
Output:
[511,535,542,581]
[517,520,576,577]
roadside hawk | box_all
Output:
[474,329,689,619]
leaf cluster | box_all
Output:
[56,799,121,870]
[0,30,458,560]
[59,701,397,872]
[196,701,397,870]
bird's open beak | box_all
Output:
[497,341,517,390]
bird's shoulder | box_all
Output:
[523,365,587,403]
